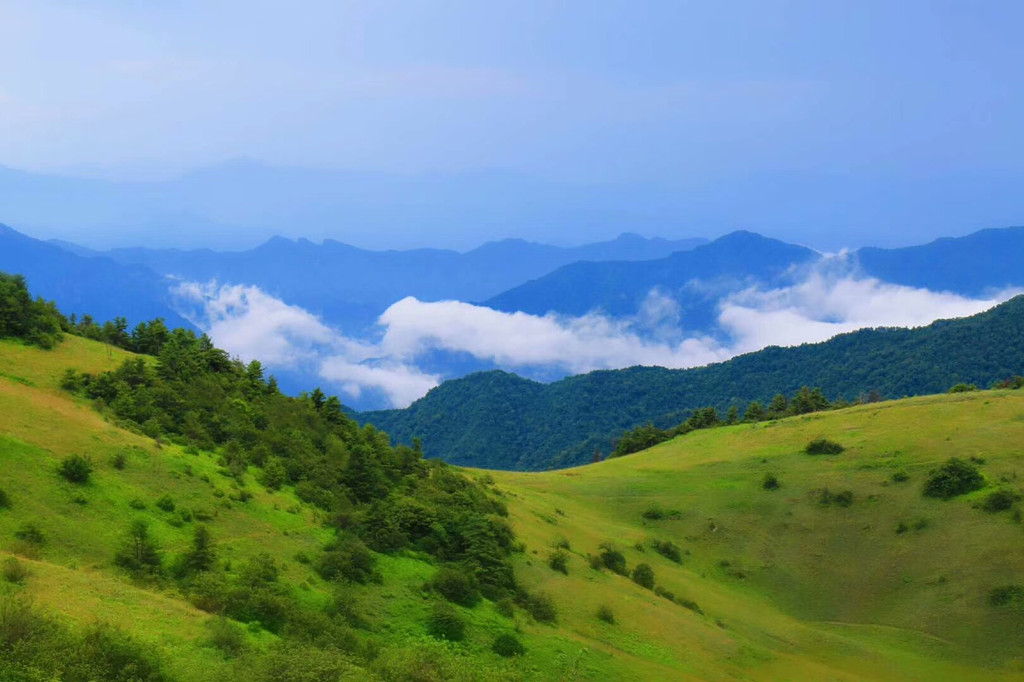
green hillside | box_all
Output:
[361,295,1024,470]
[3,332,1024,680]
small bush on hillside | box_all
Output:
[651,539,682,564]
[206,616,247,657]
[428,566,480,607]
[14,523,45,545]
[426,602,466,641]
[2,557,30,584]
[155,494,175,512]
[598,543,628,575]
[114,520,163,578]
[632,563,655,590]
[981,489,1020,513]
[762,473,780,490]
[516,590,557,623]
[110,452,127,470]
[316,536,376,585]
[587,554,603,571]
[816,489,854,507]
[805,438,844,455]
[129,498,146,510]
[0,487,10,509]
[57,454,94,483]
[596,604,615,624]
[654,585,675,601]
[923,458,985,499]
[891,469,910,483]
[948,383,978,393]
[642,504,665,520]
[988,584,1024,607]
[259,458,288,491]
[492,633,526,657]
[552,536,571,550]
[548,550,569,575]
[677,597,703,614]
[495,597,515,618]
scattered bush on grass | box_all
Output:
[923,458,984,499]
[596,605,615,624]
[492,633,526,657]
[805,438,844,455]
[548,550,569,575]
[426,602,466,642]
[57,454,94,483]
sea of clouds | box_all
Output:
[174,261,1019,409]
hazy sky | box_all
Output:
[2,1,1024,248]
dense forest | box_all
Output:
[362,295,1024,470]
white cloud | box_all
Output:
[174,275,1020,410]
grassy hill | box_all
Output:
[362,294,1024,470]
[3,334,1024,679]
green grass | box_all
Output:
[3,336,1024,680]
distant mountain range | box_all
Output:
[360,295,1024,470]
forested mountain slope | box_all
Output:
[362,295,1024,470]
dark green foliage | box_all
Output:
[548,550,569,575]
[924,458,985,499]
[612,422,671,457]
[426,602,466,641]
[677,598,704,614]
[596,604,615,624]
[14,523,44,545]
[816,489,854,508]
[0,598,169,682]
[891,469,910,483]
[988,584,1024,607]
[429,566,481,607]
[981,489,1020,513]
[598,543,628,575]
[0,487,9,509]
[492,633,526,657]
[895,521,908,534]
[110,452,127,470]
[183,525,217,574]
[155,494,175,512]
[114,520,163,578]
[129,498,147,510]
[641,503,665,520]
[206,616,247,657]
[516,590,557,623]
[632,563,655,590]
[743,401,765,422]
[259,458,287,491]
[316,535,377,584]
[0,272,65,349]
[762,472,780,490]
[651,539,682,564]
[57,454,94,483]
[805,438,845,455]
[948,383,978,393]
[495,597,515,618]
[2,558,29,584]
[654,585,675,601]
[364,296,1024,470]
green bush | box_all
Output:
[155,494,175,512]
[495,597,515,619]
[0,487,10,509]
[548,550,569,575]
[598,543,628,575]
[316,536,377,585]
[14,523,45,545]
[981,489,1019,512]
[517,590,557,623]
[762,472,780,490]
[641,504,665,520]
[891,469,910,483]
[948,383,978,393]
[923,458,985,499]
[110,452,127,470]
[427,602,466,641]
[206,616,246,657]
[816,489,854,507]
[492,633,526,657]
[989,584,1024,607]
[429,566,481,607]
[805,438,844,455]
[2,557,29,584]
[651,539,682,564]
[632,563,655,590]
[654,585,675,601]
[596,604,615,624]
[114,520,163,578]
[57,454,94,483]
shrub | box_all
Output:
[762,473,780,490]
[427,602,466,641]
[981,489,1020,513]
[923,458,984,499]
[989,584,1024,607]
[651,539,682,564]
[552,536,571,550]
[0,487,10,509]
[57,454,94,483]
[895,521,908,535]
[110,452,127,470]
[129,498,147,510]
[155,494,175,512]
[2,557,29,584]
[548,550,569,575]
[642,504,665,520]
[316,536,377,585]
[206,616,246,657]
[632,563,655,590]
[805,438,844,455]
[114,520,163,578]
[596,604,615,624]
[816,489,854,507]
[948,383,978,393]
[587,554,603,571]
[598,543,628,575]
[517,590,557,623]
[891,469,910,483]
[492,633,526,657]
[429,566,480,607]
[677,598,703,614]
[495,597,515,619]
[654,585,675,601]
[14,523,45,545]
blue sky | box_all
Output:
[1,1,1023,249]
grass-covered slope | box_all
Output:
[362,294,1024,470]
[3,334,1024,680]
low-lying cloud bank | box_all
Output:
[175,273,1019,409]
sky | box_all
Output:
[2,1,1024,249]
